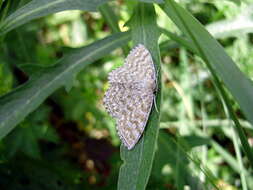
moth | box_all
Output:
[103,44,156,150]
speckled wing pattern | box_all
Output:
[103,44,156,150]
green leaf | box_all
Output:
[211,141,247,175]
[18,63,50,76]
[182,135,210,150]
[0,0,110,35]
[137,0,164,3]
[0,31,131,140]
[206,5,253,39]
[160,0,253,166]
[0,0,3,10]
[160,30,253,168]
[159,28,198,54]
[99,3,129,55]
[152,132,190,190]
[99,3,120,33]
[0,155,86,189]
[152,132,219,190]
[226,0,241,5]
[160,0,253,131]
[117,3,161,190]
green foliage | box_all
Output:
[0,0,110,35]
[227,0,241,5]
[118,3,161,190]
[0,31,130,140]
[161,0,253,126]
[161,0,253,166]
[138,0,165,3]
[0,63,13,96]
[0,0,253,189]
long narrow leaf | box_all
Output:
[0,0,109,35]
[117,3,161,190]
[206,4,253,39]
[160,0,253,165]
[99,3,129,55]
[160,0,253,126]
[99,3,120,33]
[0,31,131,140]
[137,0,164,3]
[227,0,241,5]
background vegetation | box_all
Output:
[0,0,253,189]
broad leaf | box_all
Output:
[118,3,161,190]
[0,0,109,35]
[0,31,130,140]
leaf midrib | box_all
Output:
[3,0,65,29]
[0,35,129,129]
[135,4,149,189]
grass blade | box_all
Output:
[206,4,253,39]
[99,3,129,55]
[0,0,109,35]
[160,0,253,126]
[160,0,253,165]
[227,0,241,5]
[161,29,253,165]
[117,3,161,190]
[137,0,164,3]
[0,31,131,140]
[156,132,219,189]
[99,3,121,34]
